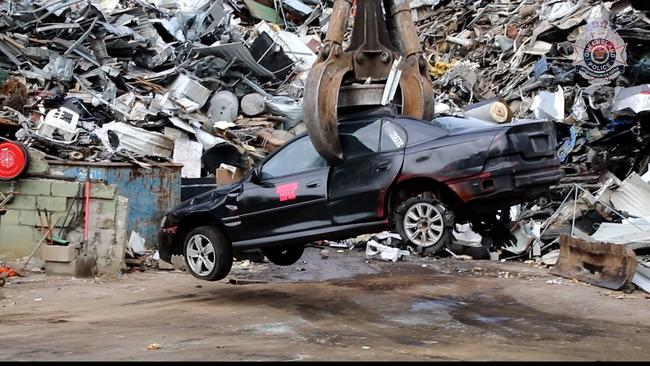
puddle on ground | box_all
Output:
[409,297,464,312]
[472,315,511,324]
[247,322,294,335]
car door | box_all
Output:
[235,135,331,240]
[328,118,407,224]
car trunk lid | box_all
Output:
[488,121,558,159]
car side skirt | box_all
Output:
[231,220,390,250]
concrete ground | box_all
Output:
[1,246,649,361]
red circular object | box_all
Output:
[0,142,29,180]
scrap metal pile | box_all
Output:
[414,0,650,293]
[421,0,650,179]
[0,0,647,178]
[0,0,649,291]
[0,0,322,176]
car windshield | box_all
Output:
[431,117,495,132]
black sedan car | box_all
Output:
[159,114,562,281]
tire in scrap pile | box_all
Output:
[0,141,29,181]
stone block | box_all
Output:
[114,196,129,273]
[45,260,77,276]
[36,196,67,212]
[19,210,41,226]
[1,210,20,225]
[0,225,41,258]
[90,199,117,219]
[41,245,76,262]
[19,209,68,228]
[0,181,14,193]
[8,195,36,210]
[94,214,116,229]
[90,183,116,199]
[17,180,51,196]
[50,181,81,197]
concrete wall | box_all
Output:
[0,178,128,275]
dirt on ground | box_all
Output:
[1,246,649,361]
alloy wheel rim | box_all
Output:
[404,202,444,247]
[186,234,216,276]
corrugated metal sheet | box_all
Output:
[610,173,650,217]
[50,162,182,249]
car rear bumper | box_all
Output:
[446,157,563,208]
[513,168,563,188]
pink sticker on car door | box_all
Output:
[276,182,298,202]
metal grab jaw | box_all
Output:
[304,0,434,163]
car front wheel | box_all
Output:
[183,226,233,281]
[395,193,453,255]
[262,244,305,266]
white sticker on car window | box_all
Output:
[385,125,405,148]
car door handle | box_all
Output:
[306,180,321,188]
[376,163,391,172]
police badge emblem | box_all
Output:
[573,18,627,83]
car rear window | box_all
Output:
[380,120,407,151]
[339,119,381,158]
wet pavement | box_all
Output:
[1,247,649,361]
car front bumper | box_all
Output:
[158,229,178,264]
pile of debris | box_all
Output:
[421,0,650,178]
[2,0,649,181]
[1,0,650,293]
[0,0,323,178]
[403,0,650,294]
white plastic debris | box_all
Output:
[38,107,80,142]
[128,231,146,256]
[365,240,409,262]
[452,223,482,246]
[531,86,565,121]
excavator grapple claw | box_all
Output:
[304,0,434,163]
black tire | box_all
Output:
[394,193,453,256]
[262,244,305,266]
[183,226,233,281]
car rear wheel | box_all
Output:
[262,244,305,266]
[183,226,233,281]
[395,194,452,255]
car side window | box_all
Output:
[380,120,407,151]
[260,136,326,180]
[339,119,381,159]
